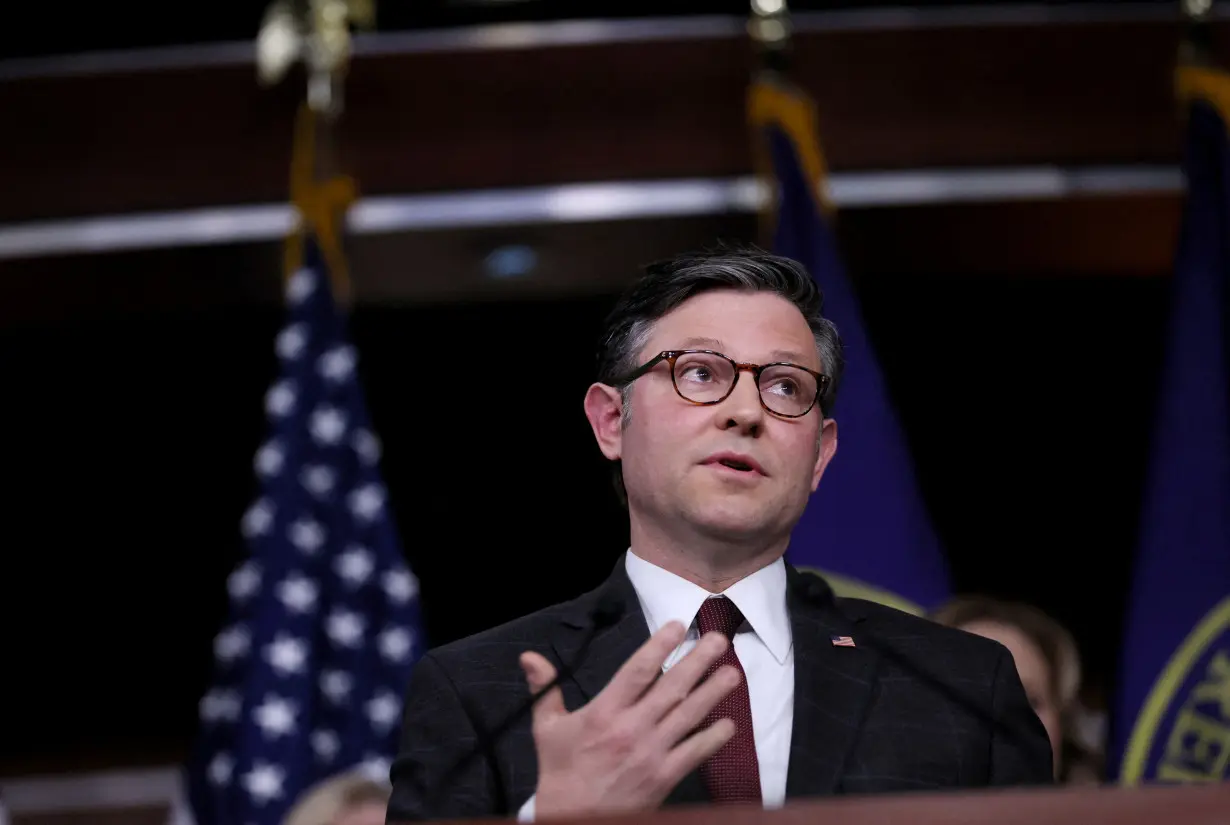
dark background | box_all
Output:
[0,262,1167,770]
[0,0,1191,777]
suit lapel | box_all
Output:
[785,567,881,798]
[551,556,650,705]
[548,561,881,801]
[548,554,711,807]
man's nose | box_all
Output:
[717,372,765,431]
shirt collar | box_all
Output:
[624,548,792,665]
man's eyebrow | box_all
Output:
[769,348,811,363]
[677,336,725,350]
[673,338,817,367]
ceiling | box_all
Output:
[1,0,1171,60]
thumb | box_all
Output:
[520,650,567,723]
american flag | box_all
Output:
[177,236,423,825]
[830,636,856,647]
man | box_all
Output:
[386,248,1053,822]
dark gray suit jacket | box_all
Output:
[387,557,1053,821]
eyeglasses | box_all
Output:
[617,349,830,418]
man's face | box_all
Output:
[587,289,838,544]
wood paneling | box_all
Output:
[839,193,1182,278]
[0,19,1221,222]
[0,192,1179,328]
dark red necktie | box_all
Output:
[695,596,762,804]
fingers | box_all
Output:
[633,631,731,724]
[655,663,741,747]
[658,718,737,788]
[591,621,688,713]
[521,651,567,726]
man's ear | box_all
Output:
[811,417,838,492]
[584,382,624,461]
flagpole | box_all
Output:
[256,0,376,307]
[1175,0,1230,135]
[748,0,787,247]
[748,0,792,75]
[746,0,834,243]
[1179,0,1215,68]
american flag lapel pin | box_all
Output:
[830,635,856,647]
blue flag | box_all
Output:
[1109,65,1230,785]
[749,78,950,614]
[177,229,424,823]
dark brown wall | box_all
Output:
[0,193,1181,330]
[0,20,1214,221]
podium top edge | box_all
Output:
[388,782,1230,825]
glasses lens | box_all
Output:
[758,364,819,416]
[672,351,736,403]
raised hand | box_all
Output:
[519,621,740,819]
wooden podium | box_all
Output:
[391,783,1230,825]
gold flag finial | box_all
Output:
[261,0,375,304]
[257,0,375,116]
[749,0,791,61]
[1179,0,1215,67]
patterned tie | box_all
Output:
[695,596,762,804]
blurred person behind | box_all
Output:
[931,595,1102,782]
[282,770,389,825]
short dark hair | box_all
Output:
[594,244,844,504]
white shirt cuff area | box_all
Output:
[517,793,536,822]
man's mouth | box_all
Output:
[703,453,766,476]
[719,458,754,471]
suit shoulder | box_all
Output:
[838,597,1009,668]
[419,592,583,670]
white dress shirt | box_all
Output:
[518,550,794,820]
